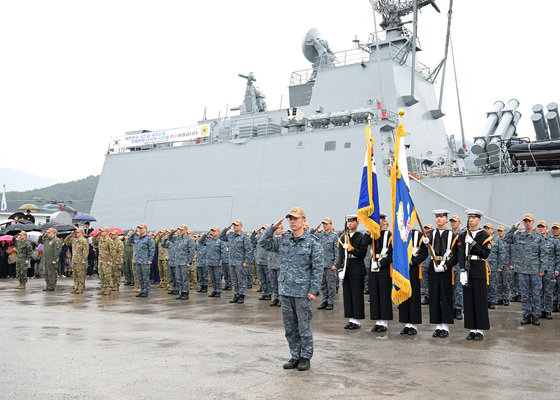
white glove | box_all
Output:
[343,243,349,250]
[371,261,380,272]
[465,235,474,245]
[460,271,468,285]
[338,270,345,280]
[422,237,429,245]
[434,264,445,273]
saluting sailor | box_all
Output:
[425,209,456,338]
[446,210,492,340]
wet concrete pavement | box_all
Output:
[1,277,559,399]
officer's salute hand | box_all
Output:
[514,221,521,229]
[273,218,285,229]
[225,224,232,231]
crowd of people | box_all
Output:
[1,207,559,370]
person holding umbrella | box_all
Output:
[38,228,62,291]
[15,232,33,289]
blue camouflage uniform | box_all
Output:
[198,234,223,294]
[169,234,195,295]
[267,235,282,303]
[550,236,560,309]
[311,229,339,306]
[220,241,232,289]
[219,229,253,298]
[503,227,544,320]
[162,233,179,292]
[196,242,208,289]
[540,235,558,315]
[260,225,324,362]
[501,237,514,302]
[487,234,505,305]
[127,234,155,295]
[251,231,271,297]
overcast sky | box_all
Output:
[1,0,558,183]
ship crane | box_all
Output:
[371,0,440,30]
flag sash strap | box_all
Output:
[390,120,416,305]
[357,124,381,240]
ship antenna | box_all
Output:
[370,1,386,109]
[450,36,466,150]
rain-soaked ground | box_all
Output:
[1,277,559,400]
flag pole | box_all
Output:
[414,212,438,265]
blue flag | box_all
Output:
[357,124,381,240]
[390,120,416,305]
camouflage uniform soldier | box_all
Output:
[155,231,169,289]
[311,218,340,310]
[260,207,323,372]
[196,237,209,292]
[220,219,253,304]
[251,225,272,300]
[64,229,89,294]
[38,228,62,291]
[123,235,134,286]
[484,223,505,309]
[109,231,124,291]
[221,241,232,290]
[536,221,557,319]
[550,222,560,313]
[267,224,284,307]
[199,227,223,297]
[496,226,513,305]
[504,213,545,326]
[15,232,33,289]
[162,229,179,295]
[93,228,114,295]
[127,223,155,297]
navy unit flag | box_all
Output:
[357,123,381,240]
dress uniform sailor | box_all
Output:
[426,209,456,338]
[336,215,372,330]
[369,215,393,333]
[398,229,429,335]
[446,210,492,340]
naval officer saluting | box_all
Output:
[446,210,492,340]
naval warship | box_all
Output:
[91,0,560,230]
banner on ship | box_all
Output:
[109,124,211,150]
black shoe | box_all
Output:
[200,287,208,293]
[473,332,484,341]
[48,288,55,291]
[488,302,496,310]
[552,304,559,313]
[214,293,221,298]
[376,325,388,333]
[540,311,546,318]
[168,290,177,295]
[317,303,327,310]
[326,304,333,310]
[371,325,380,332]
[258,295,267,300]
[545,312,552,320]
[421,296,429,305]
[257,288,262,292]
[237,295,245,304]
[283,358,299,369]
[297,358,310,371]
[140,292,148,297]
[136,293,143,297]
[270,299,280,307]
[407,327,417,335]
[439,330,449,338]
[275,302,281,307]
[503,300,510,306]
[344,323,353,329]
[520,315,532,325]
[400,327,410,335]
[363,289,369,295]
[208,292,217,297]
[432,329,442,337]
[455,309,463,320]
[497,299,503,305]
[42,288,49,291]
[197,287,203,293]
[229,295,239,303]
[348,323,360,330]
[265,295,272,300]
[466,331,476,340]
[512,295,521,302]
[532,316,540,326]
[224,286,232,291]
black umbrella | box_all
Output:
[0,224,42,235]
[8,212,25,220]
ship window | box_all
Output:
[344,142,351,149]
[324,141,336,151]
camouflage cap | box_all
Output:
[285,208,306,219]
[76,228,85,234]
[522,213,534,221]
[423,224,433,230]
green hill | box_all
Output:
[5,175,99,213]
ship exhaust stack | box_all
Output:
[471,100,504,154]
[531,104,550,141]
[546,102,560,139]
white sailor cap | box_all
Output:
[466,209,484,218]
[379,212,387,219]
[346,214,358,222]
[432,209,450,217]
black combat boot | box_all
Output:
[201,286,208,293]
[270,299,279,307]
[317,302,327,310]
[229,295,239,303]
[208,292,217,297]
[214,292,221,298]
[283,358,299,369]
[237,295,245,304]
[297,358,310,371]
